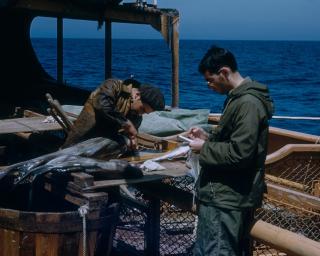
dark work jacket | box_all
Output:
[63,79,142,147]
[197,78,274,210]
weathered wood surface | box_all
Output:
[251,220,320,256]
[265,174,307,191]
[137,133,178,151]
[0,203,119,256]
[47,107,69,133]
[46,93,74,132]
[265,143,320,197]
[266,144,320,165]
[83,160,189,191]
[268,127,320,154]
[314,181,320,197]
[13,0,178,27]
[137,180,194,212]
[0,116,61,134]
[23,109,45,118]
[266,183,320,213]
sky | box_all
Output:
[31,0,320,41]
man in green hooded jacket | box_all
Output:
[188,46,274,256]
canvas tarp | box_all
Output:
[139,108,211,136]
[62,105,211,137]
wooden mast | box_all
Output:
[105,19,112,79]
[57,17,63,83]
[171,15,179,107]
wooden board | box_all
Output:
[0,117,62,134]
[266,183,320,213]
[83,160,189,191]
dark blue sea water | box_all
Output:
[31,39,320,136]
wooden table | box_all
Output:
[0,116,61,134]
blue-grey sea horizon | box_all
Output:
[32,39,320,136]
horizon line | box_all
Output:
[31,37,320,42]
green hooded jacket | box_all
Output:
[197,78,274,210]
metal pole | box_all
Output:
[57,17,63,84]
[145,197,160,256]
[171,16,179,107]
[105,19,112,79]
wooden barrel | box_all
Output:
[0,203,119,256]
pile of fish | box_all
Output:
[0,137,143,193]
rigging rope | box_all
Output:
[78,203,89,256]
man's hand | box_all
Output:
[189,138,205,152]
[123,120,138,150]
[128,137,137,150]
[123,120,138,137]
[187,127,208,140]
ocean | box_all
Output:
[31,39,320,136]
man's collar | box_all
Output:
[228,77,252,96]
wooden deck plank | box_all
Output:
[0,117,62,134]
[83,161,189,191]
[266,183,320,212]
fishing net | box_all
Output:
[253,150,320,255]
[113,150,320,255]
[113,176,196,255]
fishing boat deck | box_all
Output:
[0,115,319,256]
[1,1,319,255]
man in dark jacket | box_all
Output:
[63,78,165,150]
[188,46,274,256]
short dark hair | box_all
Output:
[140,85,165,111]
[198,46,238,74]
[123,78,141,88]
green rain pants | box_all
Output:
[193,203,254,256]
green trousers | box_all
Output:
[193,203,254,256]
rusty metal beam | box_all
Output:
[14,0,169,25]
[13,0,179,49]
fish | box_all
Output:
[11,155,139,186]
[0,137,129,191]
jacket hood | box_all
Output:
[229,78,274,119]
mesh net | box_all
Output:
[252,196,320,256]
[159,176,196,255]
[253,151,320,255]
[113,151,320,255]
[113,176,197,255]
[266,152,320,195]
